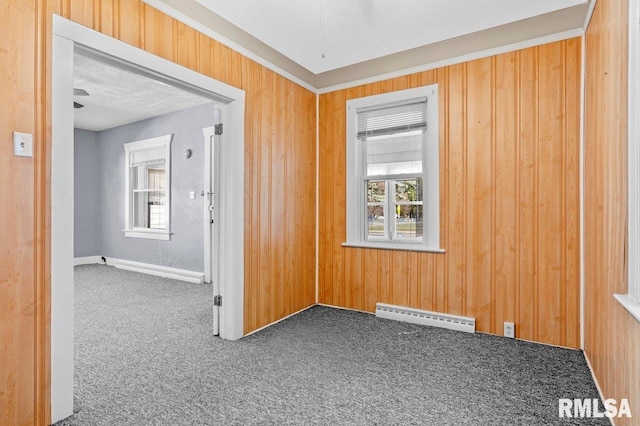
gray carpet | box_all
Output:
[54,264,607,425]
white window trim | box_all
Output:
[616,0,640,323]
[124,134,173,240]
[343,84,443,253]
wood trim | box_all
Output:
[318,38,583,348]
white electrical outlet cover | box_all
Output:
[13,132,33,158]
[504,322,515,338]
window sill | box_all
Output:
[124,230,171,241]
[614,294,640,323]
[341,241,445,253]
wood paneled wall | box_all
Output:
[1,1,316,423]
[319,39,582,348]
[1,3,45,425]
[584,0,640,423]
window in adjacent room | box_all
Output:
[343,84,442,252]
[124,134,172,240]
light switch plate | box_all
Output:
[13,132,33,158]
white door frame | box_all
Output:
[203,107,222,335]
[51,15,245,423]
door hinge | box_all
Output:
[214,295,222,306]
[214,123,223,135]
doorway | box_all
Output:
[51,15,245,423]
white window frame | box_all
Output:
[124,134,173,240]
[343,84,443,253]
[615,0,640,322]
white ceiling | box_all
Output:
[194,0,587,74]
[73,53,212,132]
[74,0,590,130]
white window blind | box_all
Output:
[129,146,165,167]
[359,100,427,177]
[357,100,427,139]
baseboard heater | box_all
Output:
[375,303,475,333]
[111,259,204,284]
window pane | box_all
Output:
[148,168,165,189]
[367,180,385,202]
[367,180,386,239]
[395,178,423,202]
[394,205,423,240]
[366,131,423,176]
[367,205,385,239]
[133,190,166,229]
[130,163,165,191]
[395,178,423,241]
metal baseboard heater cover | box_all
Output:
[375,303,475,333]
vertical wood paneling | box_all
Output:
[2,2,317,420]
[564,37,581,347]
[494,51,518,335]
[585,1,640,424]
[517,47,538,342]
[98,0,115,37]
[117,0,141,47]
[319,38,582,348]
[258,67,273,328]
[176,22,199,71]
[537,42,564,346]
[446,63,466,317]
[331,90,347,307]
[141,4,174,61]
[69,0,94,28]
[270,73,285,320]
[1,3,38,424]
[465,57,493,330]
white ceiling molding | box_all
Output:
[317,4,589,92]
[142,0,591,93]
[141,0,317,92]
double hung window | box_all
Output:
[124,134,172,240]
[345,84,441,252]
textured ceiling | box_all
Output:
[194,0,586,74]
[73,53,212,132]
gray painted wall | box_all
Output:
[74,102,215,272]
[74,129,100,258]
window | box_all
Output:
[344,84,442,252]
[616,0,640,322]
[124,134,172,240]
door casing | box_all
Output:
[51,15,245,423]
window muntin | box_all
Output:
[345,84,441,252]
[124,135,172,240]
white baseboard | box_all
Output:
[74,256,204,284]
[107,257,204,284]
[74,256,102,266]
